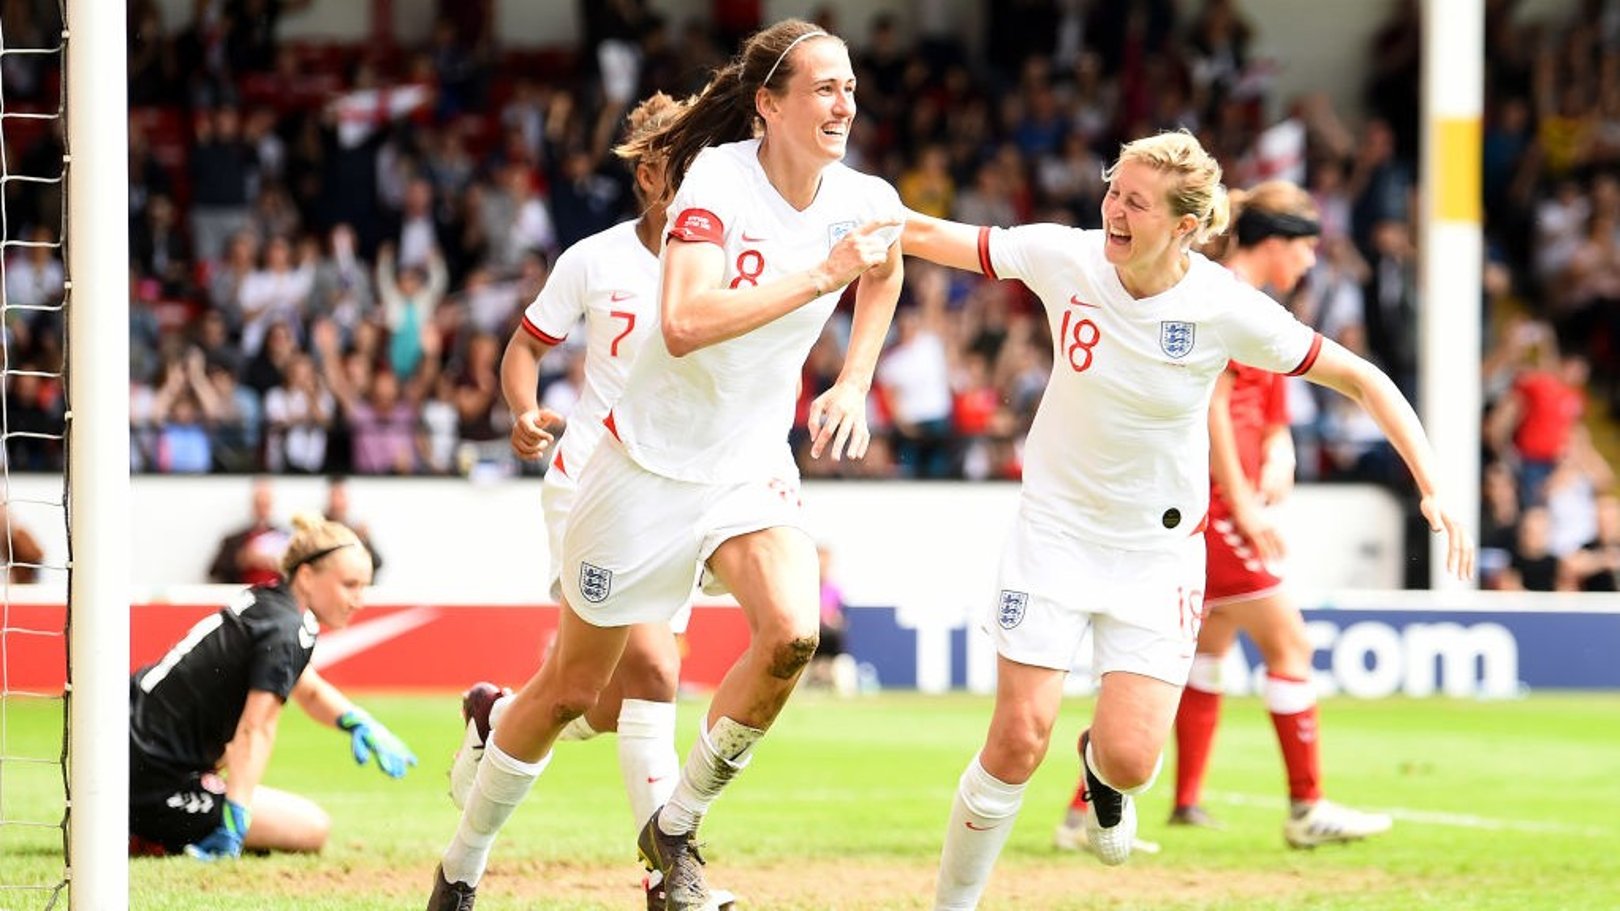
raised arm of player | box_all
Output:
[809,230,905,461]
[500,329,564,461]
[1301,339,1476,579]
[660,218,899,357]
[1208,371,1285,562]
[899,209,990,274]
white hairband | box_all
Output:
[762,30,830,87]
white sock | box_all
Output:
[617,699,679,833]
[556,714,600,742]
[440,741,549,886]
[658,716,762,836]
[934,755,1026,911]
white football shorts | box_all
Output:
[559,436,807,628]
[986,511,1206,685]
[544,457,696,633]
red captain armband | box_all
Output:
[668,208,726,245]
[976,226,998,279]
[1286,332,1324,376]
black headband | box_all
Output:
[1235,209,1321,247]
[286,542,356,575]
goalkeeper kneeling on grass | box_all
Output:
[129,512,416,859]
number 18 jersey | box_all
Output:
[981,224,1321,551]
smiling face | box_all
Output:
[1099,159,1198,272]
[758,37,856,165]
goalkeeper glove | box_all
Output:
[337,708,417,779]
[184,798,250,861]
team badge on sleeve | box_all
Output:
[997,590,1029,629]
[579,562,614,603]
[1159,321,1197,359]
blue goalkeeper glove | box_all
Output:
[337,708,417,779]
[184,798,250,861]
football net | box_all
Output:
[0,2,70,907]
[1,1,129,908]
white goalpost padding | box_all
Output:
[64,0,129,906]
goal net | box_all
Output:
[1,1,129,908]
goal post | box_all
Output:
[64,0,129,905]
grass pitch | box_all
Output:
[2,691,1616,910]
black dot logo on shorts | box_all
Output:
[1162,508,1181,529]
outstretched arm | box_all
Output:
[293,666,416,778]
[1302,339,1476,579]
[900,210,990,274]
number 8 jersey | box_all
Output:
[610,138,903,483]
[980,224,1322,552]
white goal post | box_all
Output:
[64,0,129,906]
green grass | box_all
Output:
[1,691,1617,910]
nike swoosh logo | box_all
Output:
[609,291,634,302]
[311,606,440,670]
[1069,295,1100,308]
[964,821,998,831]
[741,232,768,243]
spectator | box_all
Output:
[207,477,289,585]
[806,542,858,696]
[263,355,333,474]
[1502,505,1560,592]
[151,350,226,474]
[1566,493,1620,592]
[310,223,376,342]
[238,235,316,358]
[189,107,259,264]
[322,475,384,576]
[376,245,448,381]
[0,502,46,584]
[316,320,439,475]
[879,275,956,478]
[1487,350,1588,507]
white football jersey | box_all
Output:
[611,139,903,483]
[520,219,659,479]
[983,225,1322,551]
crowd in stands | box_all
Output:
[0,0,1616,588]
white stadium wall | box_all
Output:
[4,474,1403,598]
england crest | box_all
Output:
[1159,320,1196,359]
[997,590,1029,629]
[828,220,857,248]
[579,562,613,603]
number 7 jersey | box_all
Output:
[980,224,1322,551]
[519,219,660,480]
[610,138,903,483]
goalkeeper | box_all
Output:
[129,512,416,859]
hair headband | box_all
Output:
[287,541,357,575]
[762,30,830,87]
[1235,208,1321,247]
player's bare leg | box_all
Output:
[639,527,819,911]
[934,655,1062,910]
[1080,670,1181,865]
[433,601,629,904]
[1224,593,1391,847]
[241,786,330,854]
